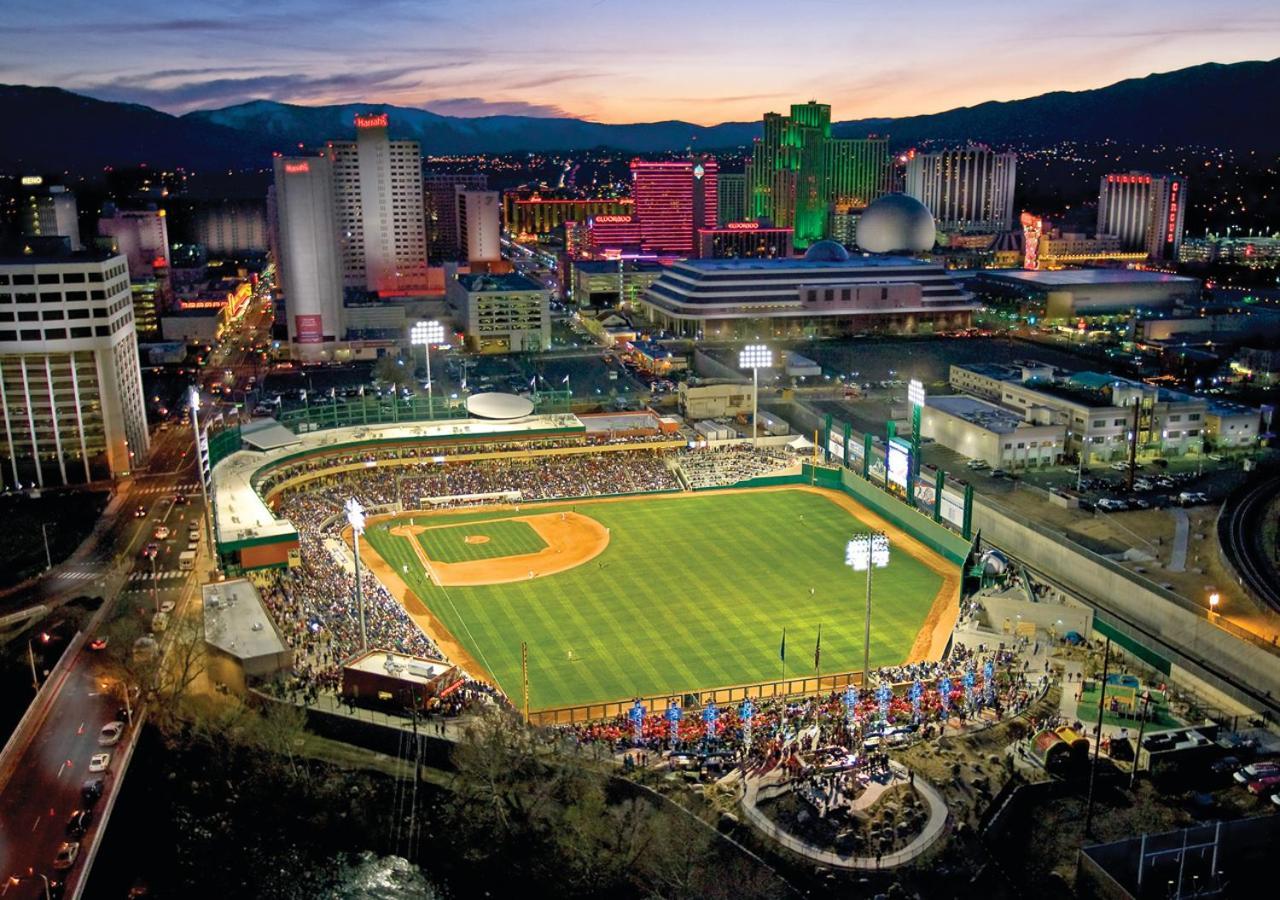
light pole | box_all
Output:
[738,344,772,449]
[410,320,445,419]
[908,379,925,475]
[846,532,890,683]
[1208,591,1220,622]
[41,522,52,570]
[346,497,368,652]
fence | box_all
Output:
[527,669,865,726]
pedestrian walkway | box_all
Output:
[126,569,188,583]
[133,482,199,496]
[1168,507,1189,572]
[738,760,948,870]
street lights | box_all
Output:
[410,320,445,419]
[1208,591,1220,621]
[738,344,772,449]
[345,497,368,652]
[846,532,890,683]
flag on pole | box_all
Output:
[562,374,570,384]
[814,624,822,670]
[779,627,786,663]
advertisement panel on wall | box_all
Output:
[295,314,324,344]
[915,481,936,509]
[887,438,911,489]
[827,434,844,461]
[940,490,966,529]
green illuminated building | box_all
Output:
[748,102,890,249]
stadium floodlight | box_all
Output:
[346,498,369,651]
[410,320,446,419]
[908,379,926,409]
[738,344,772,448]
[846,532,890,686]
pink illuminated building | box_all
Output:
[587,158,719,257]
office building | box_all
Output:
[194,200,268,255]
[1097,172,1187,261]
[445,272,550,353]
[327,113,428,294]
[629,159,718,255]
[905,146,1017,233]
[922,395,1065,470]
[948,363,1209,463]
[425,172,487,260]
[696,222,794,259]
[717,172,747,225]
[272,155,345,360]
[21,182,81,251]
[456,189,501,263]
[97,204,171,277]
[503,193,633,242]
[638,240,977,338]
[0,247,150,486]
[747,103,891,249]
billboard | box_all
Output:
[887,437,911,489]
[295,314,324,344]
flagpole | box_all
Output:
[780,627,786,685]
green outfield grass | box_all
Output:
[363,489,946,710]
[416,518,547,563]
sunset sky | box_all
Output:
[3,0,1278,122]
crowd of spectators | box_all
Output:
[677,447,796,489]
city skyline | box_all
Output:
[2,0,1278,123]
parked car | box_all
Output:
[1097,498,1128,512]
[1246,773,1280,794]
[80,777,104,806]
[990,468,1008,478]
[965,459,989,470]
[52,841,80,871]
[65,809,93,837]
[89,752,111,773]
[98,721,124,746]
[1234,761,1280,784]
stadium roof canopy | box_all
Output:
[466,392,535,419]
[240,418,301,451]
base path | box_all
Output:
[386,511,610,586]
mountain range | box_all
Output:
[2,58,1277,174]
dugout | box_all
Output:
[342,649,463,711]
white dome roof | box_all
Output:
[803,239,851,262]
[856,193,936,254]
[466,392,534,420]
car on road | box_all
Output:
[52,841,80,870]
[990,468,1008,478]
[98,721,124,746]
[1110,461,1131,472]
[133,505,147,519]
[1178,491,1210,507]
[133,636,158,663]
[65,809,93,837]
[140,542,159,560]
[89,752,111,773]
[159,600,176,614]
[153,526,170,540]
[965,459,989,470]
[88,636,108,651]
[173,494,187,505]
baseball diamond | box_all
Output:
[360,486,957,711]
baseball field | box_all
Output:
[360,487,956,711]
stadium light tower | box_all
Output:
[846,532,890,684]
[410,320,446,419]
[908,379,926,478]
[345,497,369,652]
[738,344,772,448]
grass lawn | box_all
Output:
[1075,685,1181,730]
[364,490,945,710]
[416,518,546,563]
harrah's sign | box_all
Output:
[354,113,389,129]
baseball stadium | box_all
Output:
[206,399,969,723]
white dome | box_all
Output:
[466,392,534,420]
[856,193,936,254]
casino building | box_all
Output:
[637,193,976,337]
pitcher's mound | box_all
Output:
[464,535,491,545]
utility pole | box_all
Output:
[1127,399,1140,494]
[1084,637,1112,838]
[1129,690,1152,790]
